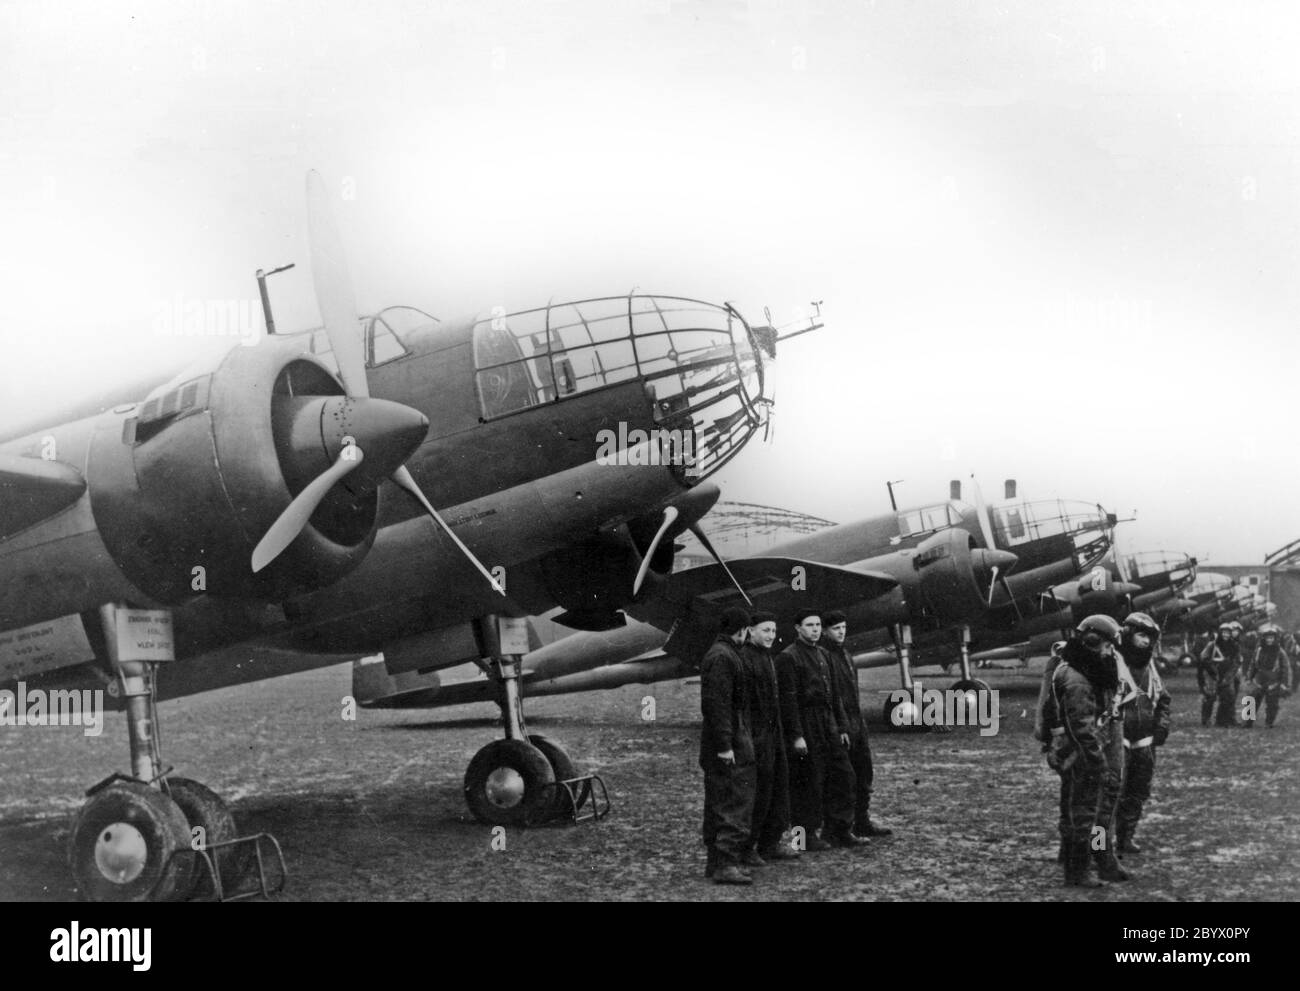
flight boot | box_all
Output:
[1117,826,1141,857]
[803,832,833,852]
[740,849,767,868]
[713,864,753,886]
[1063,843,1102,888]
[1094,845,1131,882]
[759,843,802,862]
[855,817,894,837]
[826,829,871,848]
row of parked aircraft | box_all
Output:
[0,172,1271,901]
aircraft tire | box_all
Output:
[464,739,557,826]
[69,781,193,902]
[528,734,579,815]
[950,677,992,694]
[1178,653,1195,670]
[165,777,248,900]
[881,695,928,734]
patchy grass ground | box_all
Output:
[2,658,1296,901]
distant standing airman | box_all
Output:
[1242,624,1292,729]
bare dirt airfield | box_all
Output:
[2,658,1296,902]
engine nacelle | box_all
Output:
[538,483,722,631]
[90,342,380,604]
[539,529,642,630]
[910,529,989,625]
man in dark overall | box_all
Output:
[1198,621,1242,727]
[776,608,865,850]
[1242,623,1292,729]
[1047,614,1129,886]
[821,610,892,838]
[699,606,758,885]
[1034,638,1071,864]
[739,611,800,865]
[1115,612,1172,856]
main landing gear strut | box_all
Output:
[882,625,991,733]
[882,624,926,733]
[462,615,608,826]
[68,605,284,902]
[950,624,991,698]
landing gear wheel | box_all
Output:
[165,777,247,900]
[1178,653,1194,670]
[950,678,991,727]
[882,695,928,734]
[464,739,557,826]
[69,781,192,903]
[528,734,578,816]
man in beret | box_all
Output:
[740,610,800,865]
[821,610,892,838]
[699,605,759,884]
[776,608,866,850]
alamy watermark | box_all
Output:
[152,295,263,347]
[595,422,699,474]
[888,681,1000,736]
[0,682,104,737]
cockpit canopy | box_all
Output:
[1122,551,1197,589]
[470,294,768,478]
[988,499,1114,571]
[1187,572,1232,599]
[303,305,433,372]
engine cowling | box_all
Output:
[853,529,1017,627]
[910,529,991,624]
[89,340,426,603]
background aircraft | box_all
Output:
[356,478,1121,728]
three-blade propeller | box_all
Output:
[250,171,505,598]
[970,475,1022,618]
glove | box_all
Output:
[1153,726,1169,746]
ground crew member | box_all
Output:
[1044,614,1129,886]
[1242,624,1292,729]
[1034,638,1071,864]
[776,608,864,850]
[821,610,892,838]
[1115,612,1171,856]
[699,605,758,885]
[739,611,800,864]
[1198,622,1242,727]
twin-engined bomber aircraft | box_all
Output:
[0,171,819,900]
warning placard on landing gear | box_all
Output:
[0,614,94,681]
[498,616,530,656]
[106,607,175,662]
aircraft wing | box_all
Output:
[354,558,898,710]
[629,557,897,674]
[0,454,87,539]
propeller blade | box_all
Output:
[689,524,753,607]
[306,169,369,399]
[987,565,999,606]
[633,506,679,597]
[999,573,1023,621]
[971,474,997,550]
[391,465,506,596]
[253,446,366,573]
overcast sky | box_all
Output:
[2,0,1297,565]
